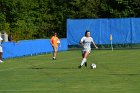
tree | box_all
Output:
[0,0,140,41]
[99,0,140,18]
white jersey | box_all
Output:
[0,37,3,52]
[0,37,3,45]
[80,36,93,52]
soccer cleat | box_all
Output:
[0,60,4,63]
[78,65,82,68]
[84,62,87,67]
[52,57,56,60]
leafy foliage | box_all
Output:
[0,0,140,40]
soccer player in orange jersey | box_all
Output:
[50,32,60,60]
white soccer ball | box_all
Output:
[91,63,96,69]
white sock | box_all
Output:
[80,58,86,66]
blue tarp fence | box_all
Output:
[2,38,68,59]
[67,18,140,45]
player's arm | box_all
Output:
[80,41,84,47]
[80,37,84,47]
[57,38,61,47]
[57,38,60,44]
[91,40,98,49]
[50,38,54,46]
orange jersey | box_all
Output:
[50,36,59,47]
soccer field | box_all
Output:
[0,49,140,93]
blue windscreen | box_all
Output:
[2,38,68,59]
[67,18,140,45]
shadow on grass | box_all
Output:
[27,66,79,70]
[109,73,140,76]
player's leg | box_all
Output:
[0,46,3,62]
[78,51,90,68]
[53,47,58,60]
[83,51,90,67]
[82,51,87,67]
[83,51,90,66]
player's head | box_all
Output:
[85,30,90,37]
[53,32,57,36]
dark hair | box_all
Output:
[85,30,90,36]
[52,32,57,36]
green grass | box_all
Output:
[0,49,140,93]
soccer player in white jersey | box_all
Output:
[0,36,3,63]
[78,30,98,68]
